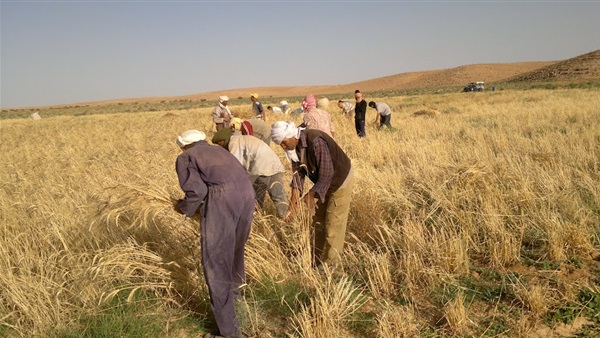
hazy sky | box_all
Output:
[1,1,599,108]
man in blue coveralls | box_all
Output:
[174,129,253,338]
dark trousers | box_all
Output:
[379,114,391,129]
[201,182,255,336]
[354,119,366,138]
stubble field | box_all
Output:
[1,88,599,337]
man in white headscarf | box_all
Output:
[174,129,253,338]
[271,121,354,269]
[212,95,234,131]
[279,100,292,115]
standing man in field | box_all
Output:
[354,91,367,138]
[212,129,289,219]
[231,117,272,145]
[301,94,335,138]
[212,96,234,131]
[368,101,392,129]
[250,93,265,121]
[174,129,253,338]
[271,121,354,269]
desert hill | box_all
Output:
[4,49,599,110]
[180,61,556,102]
[507,49,600,82]
[185,49,599,101]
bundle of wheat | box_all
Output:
[412,108,441,117]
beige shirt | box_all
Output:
[247,118,271,144]
[212,103,233,124]
[303,107,335,138]
[228,135,285,176]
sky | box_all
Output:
[1,1,599,108]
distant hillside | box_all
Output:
[4,50,600,110]
[185,50,599,100]
[181,62,556,102]
[507,49,600,83]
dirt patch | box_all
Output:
[529,317,595,337]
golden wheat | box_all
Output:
[1,88,599,337]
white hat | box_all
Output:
[280,100,288,105]
[271,121,299,144]
[219,95,229,102]
[177,130,206,147]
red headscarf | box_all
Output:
[301,94,317,112]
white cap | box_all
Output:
[219,95,229,102]
[177,130,206,147]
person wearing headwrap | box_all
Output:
[230,117,271,145]
[271,121,354,268]
[301,94,335,138]
[212,95,234,131]
[354,92,367,138]
[317,97,330,110]
[212,129,288,219]
[250,93,265,121]
[279,100,292,115]
[174,130,254,338]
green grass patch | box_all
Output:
[479,316,510,336]
[249,277,311,318]
[53,289,204,338]
[544,289,600,327]
[347,307,377,336]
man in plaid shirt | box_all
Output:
[271,121,354,268]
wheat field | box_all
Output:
[1,88,599,337]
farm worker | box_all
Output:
[174,129,253,338]
[354,92,367,138]
[317,97,330,110]
[290,107,304,117]
[212,129,289,219]
[231,117,253,136]
[279,100,292,115]
[271,121,354,268]
[267,105,283,114]
[301,94,335,138]
[337,100,354,119]
[250,93,265,121]
[231,117,271,145]
[212,96,234,131]
[368,101,392,129]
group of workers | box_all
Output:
[337,90,393,137]
[175,91,392,338]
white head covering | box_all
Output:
[279,100,288,105]
[219,95,229,103]
[271,121,302,144]
[176,130,206,147]
[317,97,330,109]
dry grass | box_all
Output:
[1,88,599,337]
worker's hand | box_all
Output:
[303,192,317,217]
[285,209,296,223]
[173,200,184,214]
